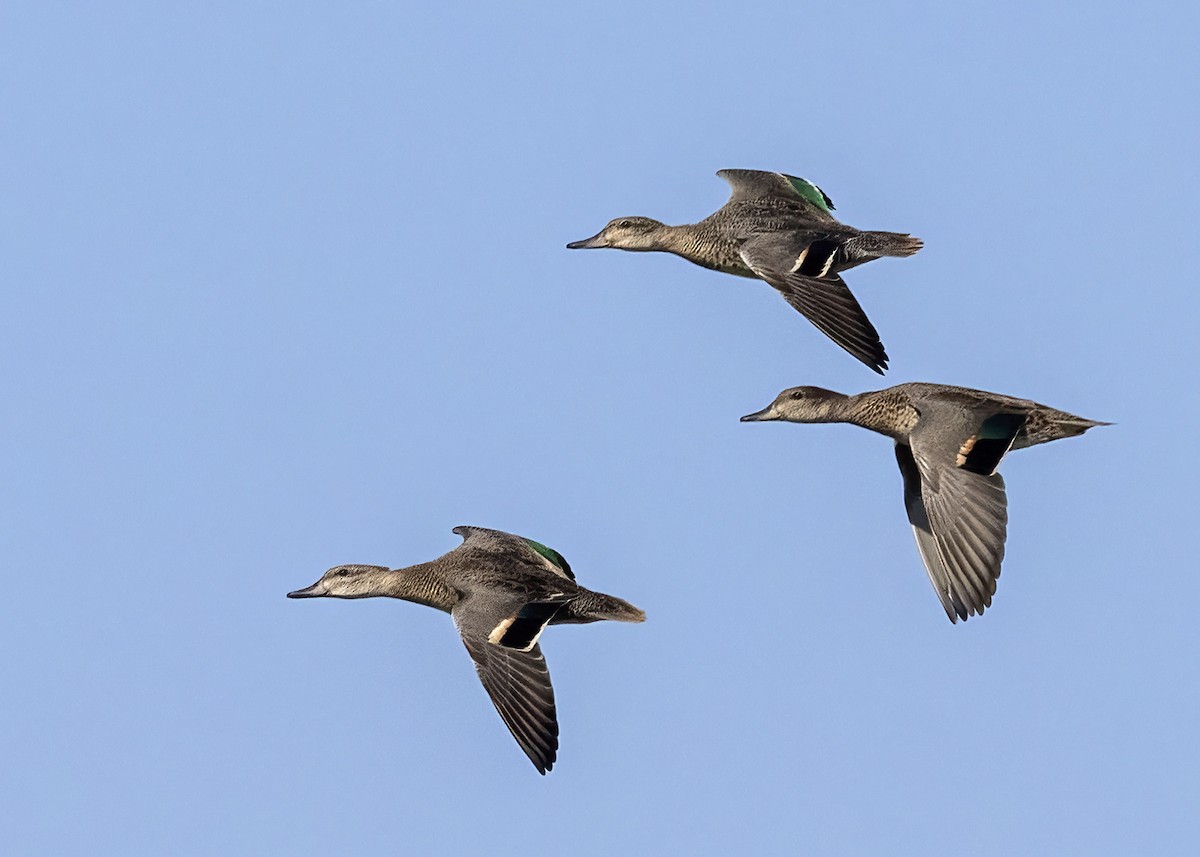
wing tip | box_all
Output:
[534,753,556,775]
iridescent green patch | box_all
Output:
[958,413,1027,475]
[523,538,575,580]
[980,413,1026,441]
[784,174,835,212]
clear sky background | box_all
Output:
[3,2,1197,854]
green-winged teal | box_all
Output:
[741,383,1108,622]
[287,525,644,773]
[567,169,922,373]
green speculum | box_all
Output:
[785,174,834,211]
[523,538,574,579]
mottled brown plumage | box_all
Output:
[567,169,922,373]
[742,383,1109,622]
[287,526,644,773]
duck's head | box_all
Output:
[567,216,666,251]
[287,564,390,599]
[740,386,848,423]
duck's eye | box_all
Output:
[789,390,806,400]
[617,219,633,229]
[334,568,351,577]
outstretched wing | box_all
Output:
[892,399,1022,622]
[740,234,888,373]
[717,169,839,221]
[453,593,573,773]
[452,526,577,582]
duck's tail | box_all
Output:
[1050,415,1113,442]
[855,231,924,258]
[1017,410,1112,449]
[552,591,646,625]
[833,231,923,273]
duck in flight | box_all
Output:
[741,383,1108,621]
[568,169,922,373]
[287,525,644,773]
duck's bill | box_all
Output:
[740,406,777,422]
[566,232,607,249]
[287,581,328,598]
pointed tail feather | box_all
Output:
[857,231,923,258]
[1017,411,1111,449]
[1050,416,1113,442]
[551,591,645,625]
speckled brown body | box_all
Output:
[631,199,887,278]
[567,169,923,373]
[840,387,922,438]
[741,382,1108,623]
[760,383,1106,446]
[287,526,644,775]
[314,528,642,625]
[672,224,753,276]
[847,383,1107,448]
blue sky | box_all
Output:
[2,2,1197,854]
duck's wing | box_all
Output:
[518,538,576,581]
[892,403,1025,622]
[717,169,839,222]
[453,593,574,774]
[740,234,888,373]
[452,526,577,582]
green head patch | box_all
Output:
[523,538,575,580]
[784,174,835,212]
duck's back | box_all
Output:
[708,196,853,239]
[891,383,1105,449]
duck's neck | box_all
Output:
[654,223,749,275]
[801,392,855,425]
[647,223,694,251]
[378,562,459,613]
